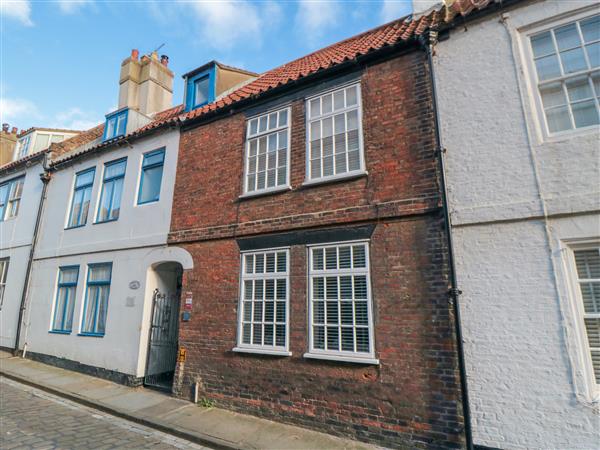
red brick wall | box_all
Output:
[169,50,465,448]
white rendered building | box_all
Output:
[432,0,600,448]
[0,152,47,350]
[18,51,193,388]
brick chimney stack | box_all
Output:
[118,48,174,116]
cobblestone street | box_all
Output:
[0,377,208,450]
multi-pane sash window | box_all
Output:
[96,158,126,223]
[307,84,364,181]
[0,258,8,309]
[138,149,165,204]
[530,15,600,133]
[573,247,600,384]
[308,242,375,359]
[0,176,25,221]
[51,266,79,333]
[67,168,95,228]
[81,263,112,335]
[245,108,290,194]
[238,249,289,352]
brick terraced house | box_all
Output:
[166,11,468,449]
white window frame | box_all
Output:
[305,240,378,364]
[0,176,25,221]
[304,82,366,186]
[241,106,292,198]
[564,240,600,401]
[233,247,291,356]
[0,258,9,310]
[16,135,31,159]
[521,8,600,139]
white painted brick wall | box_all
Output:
[434,0,600,448]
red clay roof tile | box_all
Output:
[45,0,497,167]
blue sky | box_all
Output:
[1,0,413,131]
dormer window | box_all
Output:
[16,135,31,158]
[103,109,128,141]
[182,61,257,113]
[185,69,215,112]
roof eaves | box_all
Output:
[49,115,182,170]
[181,30,424,129]
[0,149,47,176]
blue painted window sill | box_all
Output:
[77,332,105,338]
[49,330,71,335]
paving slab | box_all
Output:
[0,353,379,450]
[99,389,169,413]
[135,398,190,420]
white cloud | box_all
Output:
[52,107,101,130]
[0,97,40,125]
[295,0,340,46]
[380,0,413,23]
[56,0,94,14]
[1,0,33,26]
[145,0,282,51]
[184,0,263,48]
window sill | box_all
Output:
[65,224,86,230]
[232,347,291,357]
[301,171,367,188]
[238,186,292,200]
[303,352,379,365]
[542,124,599,144]
[77,332,105,338]
[49,330,71,335]
[93,218,119,225]
[136,198,160,206]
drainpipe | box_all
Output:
[13,154,52,356]
[421,32,474,450]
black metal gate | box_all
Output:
[144,289,180,390]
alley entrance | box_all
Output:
[144,262,182,391]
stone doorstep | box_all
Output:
[0,354,378,450]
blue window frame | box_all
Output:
[80,263,112,336]
[96,158,127,223]
[0,176,25,221]
[67,168,95,228]
[138,149,165,204]
[185,67,215,111]
[51,266,79,333]
[103,109,128,141]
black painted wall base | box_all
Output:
[25,351,144,387]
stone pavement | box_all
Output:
[0,352,377,450]
[1,377,209,450]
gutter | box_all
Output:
[420,32,474,450]
[13,154,52,355]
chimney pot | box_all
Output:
[131,49,139,60]
[2,123,8,132]
[11,127,17,134]
[151,51,158,60]
[160,55,169,67]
